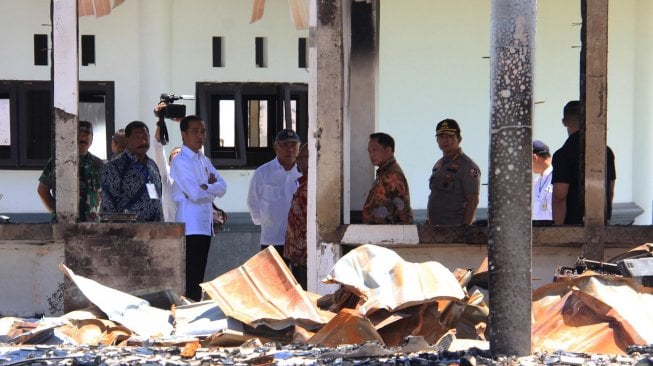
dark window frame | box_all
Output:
[0,80,114,169]
[197,82,308,169]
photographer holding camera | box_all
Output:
[152,101,182,222]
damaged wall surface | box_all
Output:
[0,223,185,316]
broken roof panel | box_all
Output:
[201,246,330,330]
[307,308,385,347]
[323,244,465,315]
[532,274,653,354]
[59,264,173,338]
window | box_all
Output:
[81,35,96,66]
[197,83,308,168]
[0,81,114,168]
[212,36,224,67]
[255,37,267,68]
[33,34,48,66]
[298,38,307,68]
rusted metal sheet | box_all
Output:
[323,244,465,315]
[532,274,653,354]
[250,0,265,24]
[307,308,384,347]
[201,246,330,330]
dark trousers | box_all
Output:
[186,235,211,301]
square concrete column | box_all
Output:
[307,0,348,293]
[52,0,79,223]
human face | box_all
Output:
[367,138,393,167]
[274,140,300,170]
[182,119,206,153]
[78,131,93,156]
[126,127,150,160]
[436,133,461,157]
[296,145,309,175]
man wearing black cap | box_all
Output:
[427,119,481,225]
[247,129,303,254]
[532,140,553,224]
[37,120,105,222]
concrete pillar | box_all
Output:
[348,0,379,218]
[487,0,535,357]
[307,0,346,294]
[52,0,79,223]
[580,0,608,260]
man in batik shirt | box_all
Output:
[37,120,104,222]
[362,133,413,224]
[102,121,163,222]
[284,144,308,289]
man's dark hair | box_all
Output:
[563,100,581,120]
[125,121,149,137]
[370,132,395,152]
[180,115,203,132]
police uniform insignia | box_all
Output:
[469,168,479,178]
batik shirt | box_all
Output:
[38,153,105,222]
[284,175,308,266]
[362,158,413,224]
[101,150,163,222]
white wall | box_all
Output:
[632,0,653,224]
[0,0,649,220]
[379,0,639,215]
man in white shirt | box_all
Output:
[171,115,227,301]
[532,140,553,225]
[247,129,302,254]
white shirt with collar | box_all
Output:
[150,135,176,222]
[247,157,303,246]
[171,145,227,236]
[532,165,553,220]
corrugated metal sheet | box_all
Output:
[532,274,653,354]
[323,244,465,315]
[201,246,331,330]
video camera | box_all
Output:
[156,93,195,145]
[158,93,195,119]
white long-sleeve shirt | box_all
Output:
[247,158,302,246]
[150,135,176,222]
[532,165,553,220]
[171,145,227,236]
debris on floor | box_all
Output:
[2,243,653,364]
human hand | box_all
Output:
[200,184,208,190]
[208,173,217,184]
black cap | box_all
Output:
[275,129,301,144]
[533,140,550,155]
[79,120,93,135]
[436,119,461,136]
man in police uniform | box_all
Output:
[427,119,481,225]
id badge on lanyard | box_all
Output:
[146,183,159,199]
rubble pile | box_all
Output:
[2,243,653,365]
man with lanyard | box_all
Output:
[37,120,104,222]
[532,140,553,225]
[101,121,163,222]
[171,115,227,301]
[427,119,481,225]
